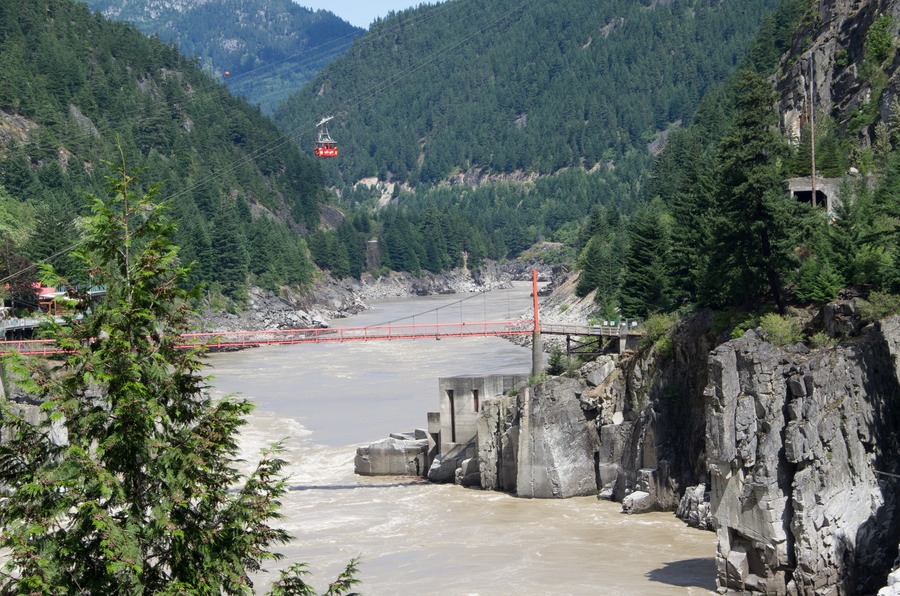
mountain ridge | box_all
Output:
[0,0,325,303]
[81,0,364,113]
[275,0,783,186]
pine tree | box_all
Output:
[0,162,358,594]
[211,204,250,301]
[619,198,674,318]
[704,70,796,313]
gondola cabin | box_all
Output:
[314,116,339,158]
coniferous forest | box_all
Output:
[0,0,325,306]
[276,0,783,184]
[0,0,895,321]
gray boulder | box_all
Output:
[427,442,475,483]
[621,490,653,514]
[455,457,481,487]
[516,379,600,498]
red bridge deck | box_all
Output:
[0,320,539,356]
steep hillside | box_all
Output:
[0,0,324,302]
[775,0,900,145]
[275,0,782,186]
[81,0,363,113]
[573,0,899,318]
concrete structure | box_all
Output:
[437,375,528,454]
[786,176,842,214]
[354,375,527,480]
[354,433,428,476]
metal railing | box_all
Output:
[0,319,537,355]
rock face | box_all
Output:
[478,379,600,498]
[677,484,713,531]
[776,0,900,145]
[477,312,716,509]
[516,378,600,498]
[706,317,900,594]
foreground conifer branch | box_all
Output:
[0,157,359,594]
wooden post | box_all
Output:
[810,54,817,208]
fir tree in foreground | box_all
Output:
[0,160,358,594]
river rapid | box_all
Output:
[205,284,716,595]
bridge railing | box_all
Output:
[182,319,535,348]
[540,322,642,337]
[0,319,537,355]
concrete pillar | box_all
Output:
[517,386,533,498]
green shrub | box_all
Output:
[836,48,850,68]
[547,346,567,376]
[865,15,896,65]
[546,345,581,377]
[759,313,803,345]
[640,312,678,357]
[713,309,759,338]
[529,372,548,385]
[808,331,837,349]
[795,257,844,304]
[857,291,900,321]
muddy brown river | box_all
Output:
[207,284,716,594]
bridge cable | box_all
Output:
[364,280,520,329]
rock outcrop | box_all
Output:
[776,0,900,145]
[474,308,716,507]
[477,378,600,498]
[707,316,900,594]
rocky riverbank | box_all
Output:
[353,281,900,594]
[193,261,565,333]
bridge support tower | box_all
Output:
[531,269,542,378]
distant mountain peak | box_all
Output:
[83,0,363,113]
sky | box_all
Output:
[295,1,445,29]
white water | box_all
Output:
[206,284,716,594]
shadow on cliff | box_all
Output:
[646,557,717,590]
[841,317,900,593]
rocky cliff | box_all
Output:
[476,311,716,509]
[707,316,900,593]
[471,303,900,593]
[777,0,900,146]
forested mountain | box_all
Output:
[578,0,899,318]
[278,0,786,284]
[275,0,783,186]
[0,0,324,305]
[81,0,363,114]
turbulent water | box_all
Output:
[206,284,716,595]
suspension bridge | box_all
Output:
[0,274,641,365]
